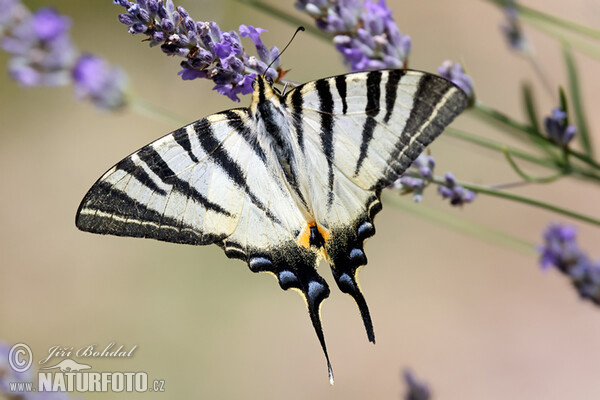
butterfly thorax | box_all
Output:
[250,76,310,213]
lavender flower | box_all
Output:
[437,172,476,206]
[390,154,476,206]
[114,0,280,102]
[73,54,128,110]
[544,107,577,146]
[2,6,76,87]
[389,153,435,202]
[538,224,600,305]
[402,370,431,400]
[0,0,28,35]
[296,0,411,71]
[437,60,474,101]
[501,3,529,53]
[1,2,127,110]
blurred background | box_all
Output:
[1,0,600,399]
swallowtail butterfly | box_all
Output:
[76,69,468,382]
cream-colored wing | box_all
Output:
[284,69,468,342]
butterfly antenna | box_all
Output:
[264,26,305,76]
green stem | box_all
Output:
[485,0,600,41]
[471,102,560,157]
[502,148,566,183]
[444,128,600,183]
[128,96,189,127]
[517,3,600,41]
[433,176,600,227]
[521,15,600,61]
[445,128,553,167]
[563,44,594,158]
[383,192,536,256]
[525,53,555,100]
[472,102,600,170]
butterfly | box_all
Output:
[76,69,468,383]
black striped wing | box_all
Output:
[76,109,311,249]
[284,70,468,344]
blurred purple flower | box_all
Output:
[2,6,76,87]
[539,224,581,271]
[296,0,411,71]
[437,172,476,206]
[114,0,280,102]
[1,2,127,110]
[32,7,70,41]
[437,60,474,100]
[538,224,600,305]
[0,0,28,34]
[402,370,431,400]
[73,54,128,110]
[544,107,577,146]
[501,3,529,53]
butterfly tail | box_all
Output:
[326,214,378,344]
[304,284,335,385]
[244,243,335,384]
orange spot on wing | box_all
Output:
[297,221,330,250]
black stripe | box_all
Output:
[77,182,223,245]
[335,75,348,114]
[173,127,199,163]
[136,144,232,216]
[383,69,404,124]
[116,157,167,196]
[222,110,267,163]
[193,118,282,225]
[290,88,305,153]
[316,79,335,207]
[376,74,466,190]
[354,71,382,176]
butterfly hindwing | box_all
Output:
[284,70,468,343]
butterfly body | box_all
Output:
[76,69,467,382]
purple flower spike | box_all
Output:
[437,172,476,206]
[544,107,577,146]
[1,3,128,110]
[402,370,431,400]
[501,3,529,53]
[296,0,411,71]
[389,153,435,202]
[114,1,281,101]
[437,60,474,100]
[538,224,600,305]
[2,6,77,87]
[72,54,128,110]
